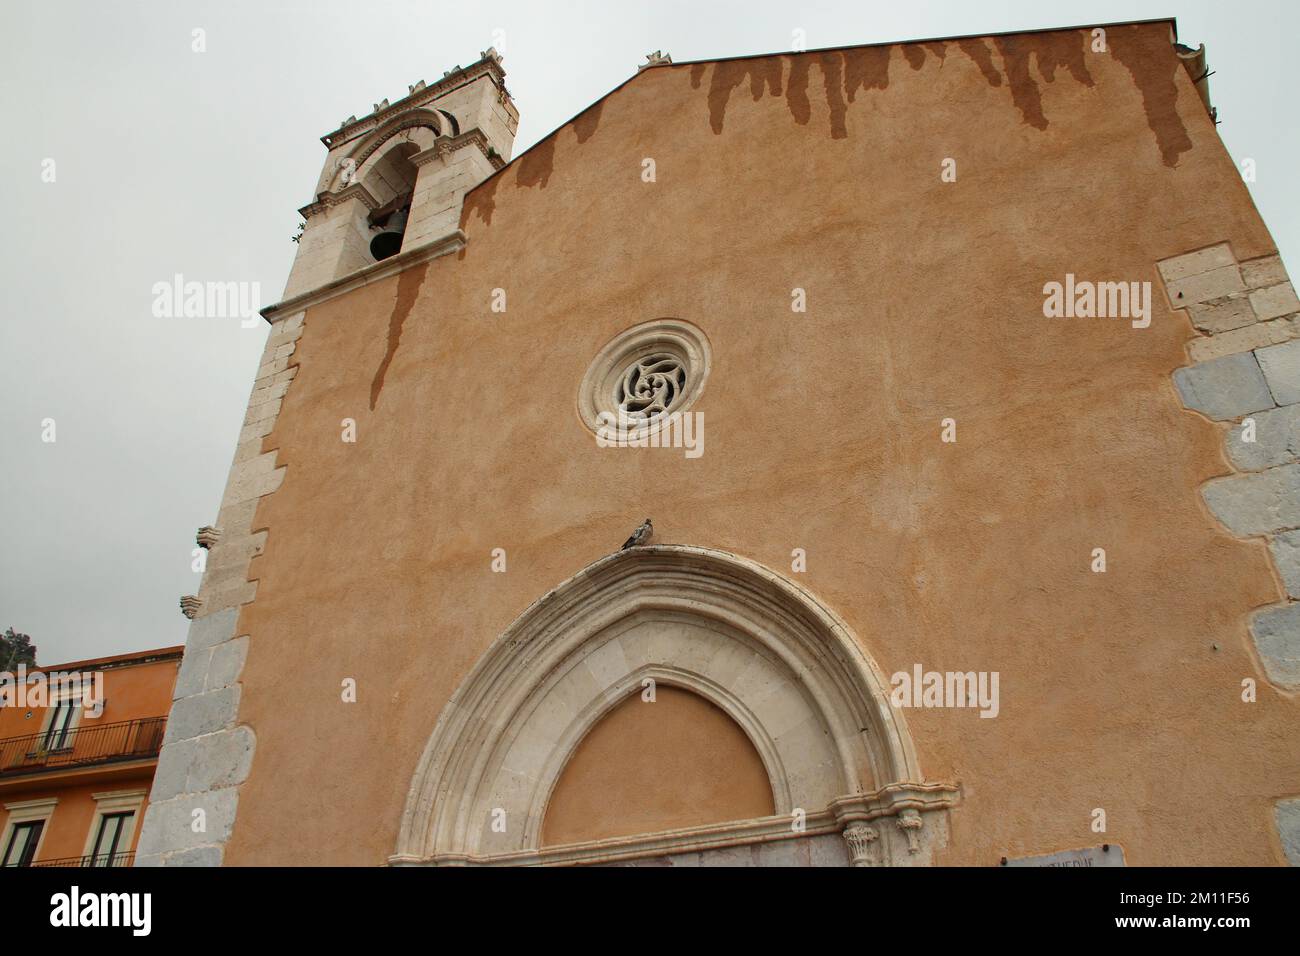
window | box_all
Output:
[81,789,145,867]
[41,695,79,751]
[577,319,712,438]
[89,812,134,867]
[1,820,44,867]
[0,798,56,867]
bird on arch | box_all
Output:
[622,518,653,550]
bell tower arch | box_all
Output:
[282,49,517,299]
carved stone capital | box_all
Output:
[897,808,923,854]
[179,595,203,619]
[842,823,880,867]
[196,526,222,549]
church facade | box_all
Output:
[137,19,1300,866]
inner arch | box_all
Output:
[541,685,776,846]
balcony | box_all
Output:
[0,717,166,779]
[7,852,136,868]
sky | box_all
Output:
[1,0,1296,665]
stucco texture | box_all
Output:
[224,22,1297,865]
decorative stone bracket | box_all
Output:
[179,595,202,620]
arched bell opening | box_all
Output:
[362,141,420,261]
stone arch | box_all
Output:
[392,545,957,866]
[328,110,445,193]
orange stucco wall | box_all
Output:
[0,652,179,863]
[224,22,1298,865]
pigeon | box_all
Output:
[622,518,653,550]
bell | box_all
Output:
[369,206,410,261]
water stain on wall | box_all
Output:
[701,49,890,137]
[368,261,428,410]
[515,135,557,190]
[842,47,891,102]
[991,35,1050,130]
[573,99,604,144]
[461,169,502,229]
[703,58,783,134]
[1108,24,1194,168]
[786,56,811,126]
[958,38,1003,88]
[817,52,848,139]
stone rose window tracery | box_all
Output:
[578,319,712,436]
[617,353,687,422]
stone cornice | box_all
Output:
[388,782,960,867]
[321,53,510,149]
[298,181,381,220]
[411,129,505,170]
[260,230,467,324]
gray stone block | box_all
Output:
[755,837,812,866]
[1250,282,1300,321]
[1187,296,1257,335]
[1270,530,1300,599]
[1241,255,1288,290]
[163,686,241,744]
[1225,404,1300,471]
[205,636,248,691]
[1256,339,1300,406]
[1167,264,1244,305]
[809,831,851,866]
[1158,244,1235,283]
[698,844,758,866]
[172,646,212,701]
[1173,353,1275,420]
[165,846,223,867]
[185,607,240,653]
[1277,798,1300,866]
[186,726,255,792]
[136,790,240,855]
[150,736,197,802]
[1202,464,1300,535]
[133,804,167,858]
[1250,603,1300,689]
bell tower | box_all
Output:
[282,49,518,300]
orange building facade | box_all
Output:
[0,648,180,867]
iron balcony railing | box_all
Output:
[8,852,136,868]
[0,717,166,778]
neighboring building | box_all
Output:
[140,19,1300,866]
[0,647,180,867]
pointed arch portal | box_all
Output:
[392,546,958,866]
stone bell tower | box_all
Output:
[282,49,518,301]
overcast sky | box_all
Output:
[1,0,1295,665]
